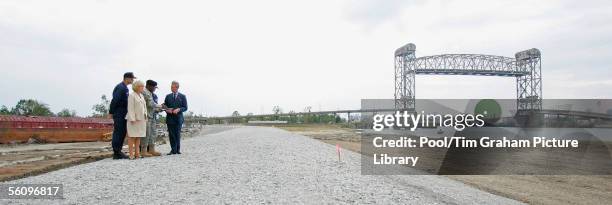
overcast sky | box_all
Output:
[1,0,611,117]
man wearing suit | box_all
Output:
[163,81,188,155]
[109,72,136,159]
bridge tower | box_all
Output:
[394,43,416,111]
[515,48,543,112]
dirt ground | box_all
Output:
[277,124,612,205]
[0,125,233,182]
[0,141,112,182]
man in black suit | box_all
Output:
[163,81,188,155]
[109,72,136,159]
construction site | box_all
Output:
[2,1,612,204]
[1,42,612,204]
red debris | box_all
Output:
[0,115,114,144]
[0,115,113,129]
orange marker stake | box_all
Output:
[336,144,341,161]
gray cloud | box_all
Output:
[0,20,127,116]
[344,0,424,29]
[0,0,611,117]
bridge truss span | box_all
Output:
[413,54,528,76]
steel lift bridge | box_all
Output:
[394,43,542,114]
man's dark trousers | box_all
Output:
[167,123,181,154]
[111,117,127,154]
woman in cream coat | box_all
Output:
[126,80,148,159]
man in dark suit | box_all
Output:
[109,72,136,159]
[163,81,188,155]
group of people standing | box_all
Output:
[108,72,188,160]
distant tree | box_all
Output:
[303,106,312,123]
[0,105,12,115]
[272,105,283,114]
[272,105,283,121]
[12,99,54,116]
[232,111,241,117]
[244,112,254,122]
[57,108,77,117]
[91,95,110,117]
[288,110,297,123]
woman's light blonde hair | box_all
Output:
[132,80,145,92]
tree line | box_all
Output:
[0,99,75,117]
[0,95,204,121]
[1,96,341,123]
[228,105,345,124]
[0,95,112,118]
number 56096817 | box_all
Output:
[8,186,59,196]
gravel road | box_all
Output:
[2,126,522,204]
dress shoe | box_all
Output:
[113,152,128,160]
[176,151,182,154]
[118,152,129,158]
[166,152,174,155]
[141,152,153,157]
[148,145,161,156]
